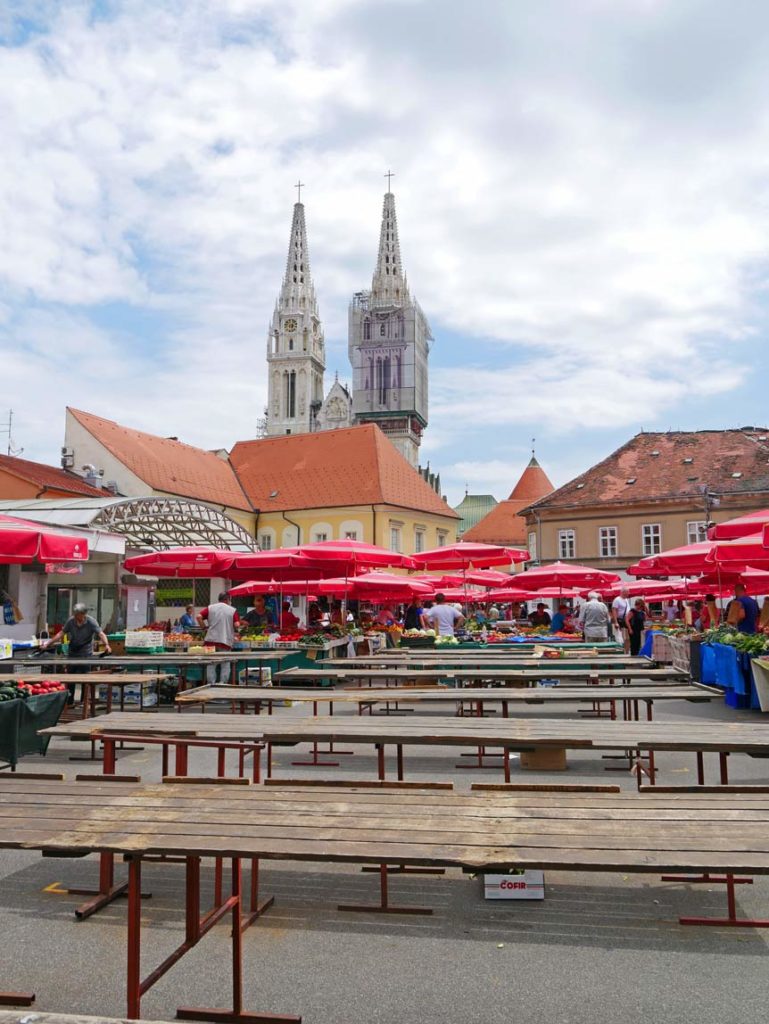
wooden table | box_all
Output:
[174,683,717,720]
[3,651,296,687]
[22,673,173,718]
[1,778,769,1021]
[274,665,690,688]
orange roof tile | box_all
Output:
[230,424,459,519]
[0,453,107,497]
[69,408,252,511]
[525,429,769,511]
[508,456,554,502]
[462,499,529,545]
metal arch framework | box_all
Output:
[91,497,257,551]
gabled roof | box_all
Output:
[230,423,458,519]
[463,457,554,545]
[68,408,252,511]
[525,429,769,512]
[0,453,107,497]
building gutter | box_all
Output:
[281,511,301,545]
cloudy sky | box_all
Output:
[2,0,769,506]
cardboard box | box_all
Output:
[484,870,545,900]
[0,639,13,660]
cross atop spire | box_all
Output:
[384,169,394,192]
[295,180,304,203]
[371,189,408,305]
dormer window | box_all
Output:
[682,457,693,464]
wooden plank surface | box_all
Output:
[274,666,688,685]
[2,778,769,874]
[39,706,769,756]
[13,672,173,684]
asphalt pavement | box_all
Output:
[1,686,768,1024]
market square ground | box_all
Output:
[2,693,769,1024]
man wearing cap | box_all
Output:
[44,603,112,703]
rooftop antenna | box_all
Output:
[0,409,23,457]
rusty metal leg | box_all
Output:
[697,751,705,786]
[377,743,386,781]
[679,874,769,927]
[338,862,432,915]
[126,856,142,1019]
[396,744,404,781]
[241,858,274,929]
[720,752,729,785]
[177,857,299,1023]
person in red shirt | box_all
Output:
[280,601,300,630]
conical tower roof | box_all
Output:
[371,191,409,306]
[280,202,319,316]
[508,456,554,502]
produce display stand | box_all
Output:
[4,775,769,1024]
[0,690,67,770]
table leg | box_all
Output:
[679,874,769,927]
[338,862,432,915]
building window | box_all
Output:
[363,318,371,340]
[259,534,273,550]
[390,526,401,552]
[642,523,662,555]
[344,530,358,541]
[558,529,576,560]
[528,531,537,561]
[284,370,296,419]
[436,532,447,547]
[313,531,328,543]
[414,530,425,553]
[380,322,386,337]
[599,526,618,558]
[687,520,707,545]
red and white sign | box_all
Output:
[45,562,84,575]
[484,871,545,900]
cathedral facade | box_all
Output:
[264,187,431,467]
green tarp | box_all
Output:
[0,691,67,769]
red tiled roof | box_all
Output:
[230,423,459,519]
[69,408,252,511]
[463,456,553,545]
[526,429,769,511]
[0,453,107,497]
[508,457,554,502]
[462,498,530,545]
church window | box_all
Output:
[288,338,293,350]
[380,322,386,337]
[293,276,297,282]
[385,255,389,263]
[363,318,371,340]
[284,370,296,419]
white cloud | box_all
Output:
[1,0,769,507]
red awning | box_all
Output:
[0,514,89,565]
[124,547,237,578]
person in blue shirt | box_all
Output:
[551,603,569,633]
[728,584,759,634]
[179,605,196,629]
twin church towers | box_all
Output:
[264,182,432,467]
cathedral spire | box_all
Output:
[279,201,319,316]
[371,189,408,305]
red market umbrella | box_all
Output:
[593,579,691,599]
[510,562,620,589]
[485,587,573,601]
[412,542,528,571]
[317,572,434,599]
[706,533,769,568]
[627,542,717,577]
[228,579,318,596]
[0,515,89,565]
[709,510,769,541]
[228,549,328,582]
[697,566,769,595]
[124,547,237,578]
[298,539,417,571]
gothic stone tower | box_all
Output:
[266,201,326,436]
[348,189,431,466]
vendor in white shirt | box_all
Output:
[611,587,631,653]
[425,593,465,637]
